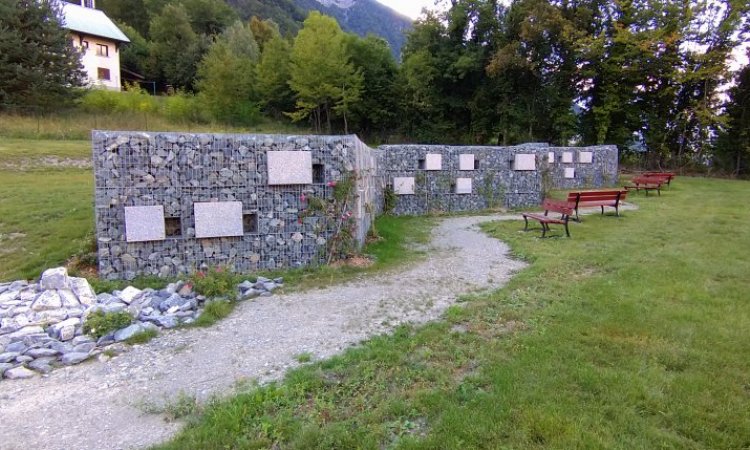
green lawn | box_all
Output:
[156,177,750,449]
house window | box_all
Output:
[96,44,109,57]
[97,67,111,80]
[81,40,89,49]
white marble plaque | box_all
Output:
[394,177,415,195]
[267,151,312,185]
[425,153,442,170]
[459,154,475,171]
[514,153,536,171]
[564,168,576,179]
[579,151,593,163]
[562,152,574,163]
[194,202,243,238]
[125,206,165,242]
[455,178,472,194]
[548,152,556,163]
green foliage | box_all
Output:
[288,12,363,133]
[117,22,150,76]
[189,266,236,298]
[196,40,260,125]
[383,185,397,215]
[0,0,85,110]
[83,310,133,339]
[162,91,203,123]
[79,84,159,114]
[191,300,235,327]
[125,328,159,345]
[716,55,750,176]
[256,33,295,118]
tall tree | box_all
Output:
[288,12,362,133]
[0,0,85,110]
[716,54,750,175]
[256,32,294,118]
[147,3,206,90]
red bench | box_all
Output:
[566,190,628,221]
[642,172,675,186]
[624,176,663,196]
[521,199,574,237]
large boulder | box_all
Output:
[69,277,97,306]
[39,267,70,290]
[30,291,62,311]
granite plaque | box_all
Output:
[459,154,475,171]
[267,151,312,185]
[514,153,536,171]
[425,154,442,171]
[394,177,415,195]
[194,201,244,238]
[562,152,573,163]
[125,206,166,242]
[579,151,593,163]
[455,178,472,194]
[564,168,576,179]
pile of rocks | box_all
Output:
[0,268,283,380]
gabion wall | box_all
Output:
[93,132,380,280]
[379,144,618,215]
[93,132,618,279]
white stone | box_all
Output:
[459,154,475,171]
[39,267,70,290]
[4,366,36,379]
[118,286,142,305]
[53,318,81,342]
[31,291,62,311]
[579,151,593,163]
[455,178,472,194]
[194,202,244,239]
[562,152,574,163]
[393,177,415,195]
[565,168,576,178]
[514,154,536,171]
[548,152,555,163]
[425,154,442,171]
[267,151,313,185]
[69,277,96,306]
[124,206,166,242]
[58,289,80,308]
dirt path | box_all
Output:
[0,214,526,450]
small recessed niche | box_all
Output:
[312,164,325,183]
[243,213,258,233]
[165,217,182,237]
[474,158,480,170]
[418,158,426,170]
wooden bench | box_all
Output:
[521,199,574,237]
[642,172,675,186]
[566,190,628,221]
[624,176,663,196]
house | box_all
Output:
[60,0,130,91]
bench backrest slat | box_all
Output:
[566,190,626,204]
[542,199,573,216]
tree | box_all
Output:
[288,12,362,133]
[716,55,750,176]
[97,0,150,38]
[249,16,280,53]
[117,22,149,77]
[256,32,295,118]
[196,40,258,124]
[147,3,206,90]
[222,20,259,62]
[0,0,85,110]
[181,0,237,36]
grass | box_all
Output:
[0,111,306,141]
[189,300,236,328]
[125,328,159,345]
[154,176,750,449]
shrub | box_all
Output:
[189,266,236,298]
[83,310,133,339]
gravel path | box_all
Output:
[0,214,526,450]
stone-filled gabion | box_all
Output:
[93,132,381,280]
[379,143,619,215]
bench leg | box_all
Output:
[541,222,548,238]
[600,205,604,215]
[564,221,570,237]
[523,216,530,231]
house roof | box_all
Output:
[60,2,130,43]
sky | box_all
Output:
[376,0,443,19]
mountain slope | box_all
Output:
[226,0,411,57]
